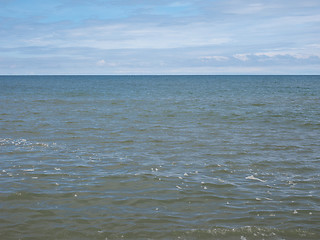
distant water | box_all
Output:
[0,75,319,240]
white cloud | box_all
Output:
[307,43,320,48]
[200,56,229,61]
[279,14,320,25]
[233,54,249,61]
[1,0,320,74]
[96,59,106,66]
[254,46,320,59]
[232,47,320,62]
[226,3,267,14]
[13,21,231,50]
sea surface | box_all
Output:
[0,75,319,240]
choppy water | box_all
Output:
[0,75,320,239]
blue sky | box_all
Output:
[1,0,320,74]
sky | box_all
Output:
[1,0,320,75]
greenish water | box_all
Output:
[0,75,319,239]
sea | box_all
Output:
[0,75,319,240]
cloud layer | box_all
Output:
[1,0,320,74]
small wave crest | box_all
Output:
[0,137,51,148]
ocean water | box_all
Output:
[0,75,319,240]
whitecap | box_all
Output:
[245,175,266,182]
[36,142,49,147]
[23,169,35,172]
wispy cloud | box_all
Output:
[233,54,249,61]
[200,56,229,61]
[9,21,230,50]
[225,3,269,15]
[1,0,320,74]
[96,59,106,66]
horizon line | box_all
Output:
[1,74,320,76]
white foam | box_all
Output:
[36,142,49,147]
[245,175,266,182]
[23,169,35,172]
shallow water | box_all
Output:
[0,75,320,239]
